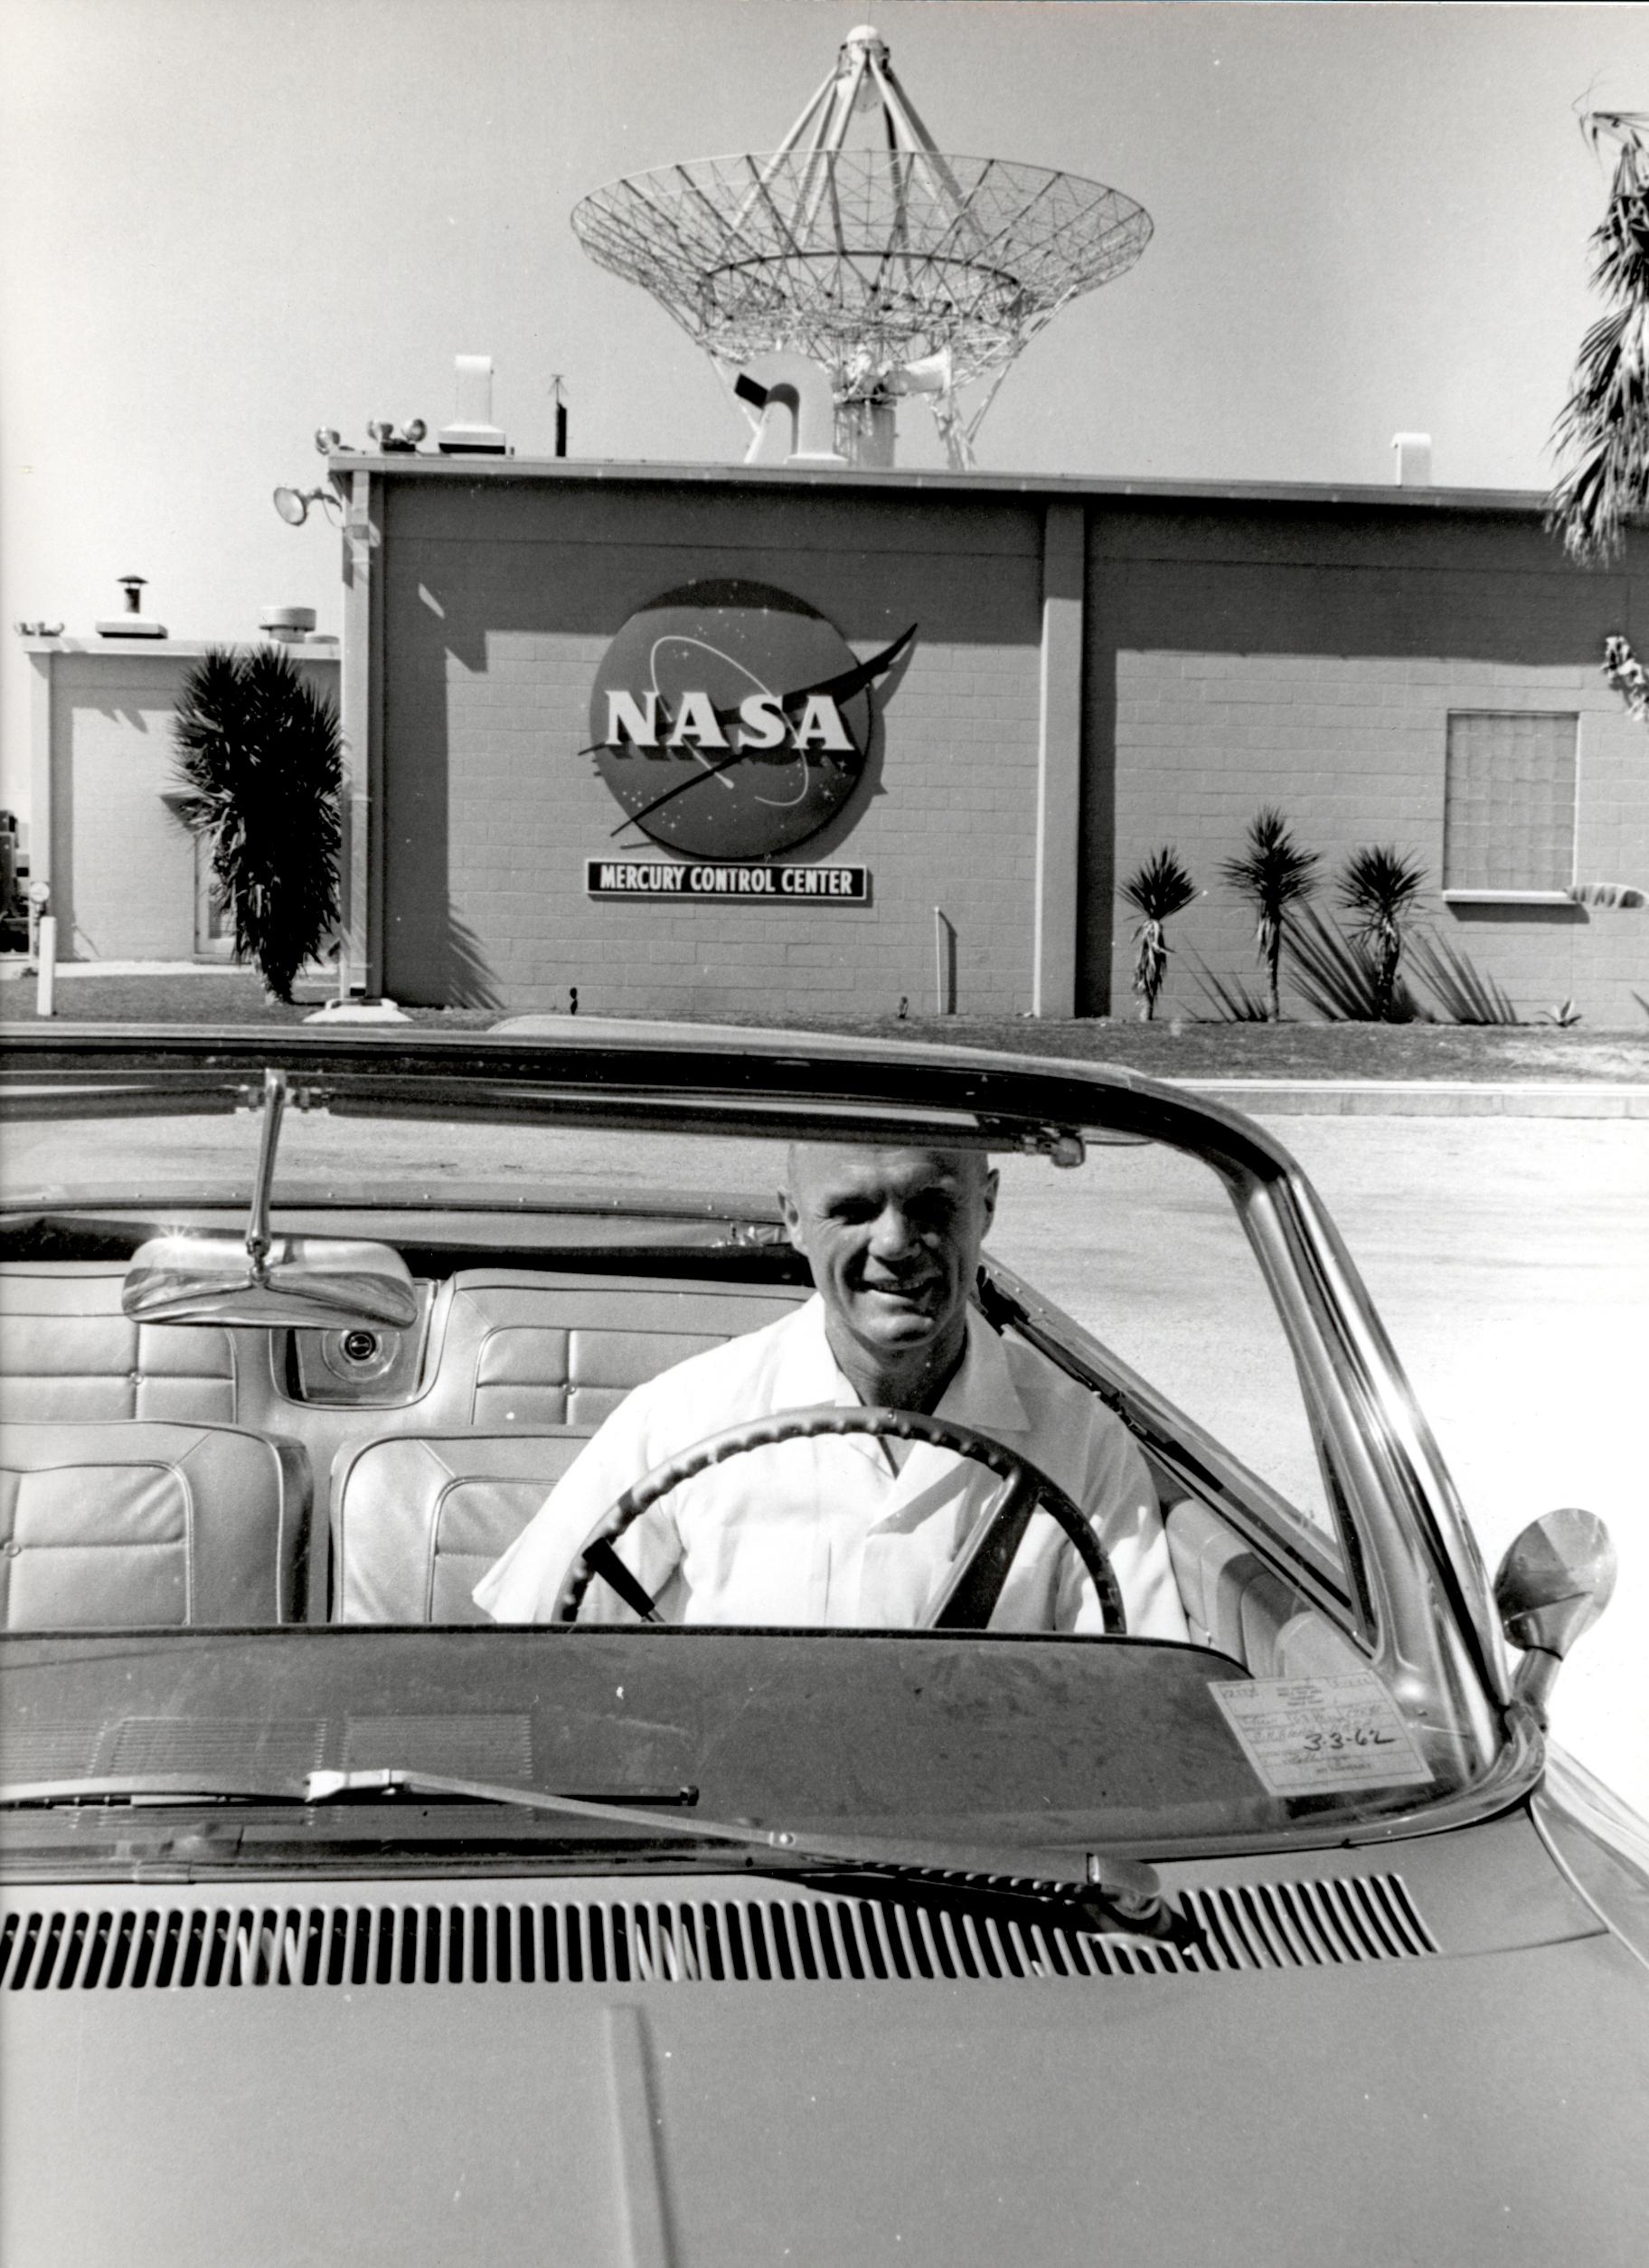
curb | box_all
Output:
[0,960,333,985]
[1174,1079,1649,1119]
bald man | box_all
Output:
[474,1145,1187,1638]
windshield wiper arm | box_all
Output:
[0,1769,1170,1937]
[302,1768,1170,1933]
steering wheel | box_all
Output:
[550,1403,1126,1634]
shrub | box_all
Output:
[1219,808,1321,1022]
[171,647,341,1003]
[1118,847,1198,1022]
[1284,905,1425,1024]
[1336,846,1428,1022]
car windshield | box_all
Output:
[0,1045,1510,1878]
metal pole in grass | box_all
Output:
[34,913,55,1017]
[934,907,955,1014]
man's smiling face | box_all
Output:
[778,1145,998,1399]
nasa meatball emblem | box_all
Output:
[588,579,914,859]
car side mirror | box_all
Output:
[1493,1507,1616,1725]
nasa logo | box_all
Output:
[588,579,914,859]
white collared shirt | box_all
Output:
[473,1296,1188,1639]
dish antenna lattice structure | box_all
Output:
[570,24,1152,469]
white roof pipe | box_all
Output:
[734,354,848,466]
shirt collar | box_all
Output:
[777,1294,1031,1438]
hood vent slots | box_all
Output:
[1184,1872,1437,1968]
[2,1872,1436,1992]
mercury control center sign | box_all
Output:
[588,859,868,901]
[584,578,912,871]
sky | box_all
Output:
[4,0,1648,821]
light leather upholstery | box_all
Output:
[427,1273,799,1430]
[1165,1497,1365,1677]
[331,1429,595,1623]
[0,1263,236,1424]
[0,1421,309,1629]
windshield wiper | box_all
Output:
[303,1768,1175,1939]
[0,1768,1175,1940]
[0,1773,698,1812]
[0,1775,310,1810]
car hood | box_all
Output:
[5,1920,1646,2267]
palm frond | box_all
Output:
[1118,846,1198,924]
[1218,807,1321,912]
[1548,117,1649,561]
[1336,845,1428,931]
[1186,951,1270,1022]
[1284,906,1425,1024]
[1406,931,1520,1025]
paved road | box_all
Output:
[994,1118,1649,1815]
[1265,1118,1649,1816]
[10,1109,1647,1812]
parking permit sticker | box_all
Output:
[1210,1673,1434,1796]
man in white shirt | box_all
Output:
[475,1144,1187,1639]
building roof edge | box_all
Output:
[326,450,1559,517]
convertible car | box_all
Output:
[0,1023,1644,2266]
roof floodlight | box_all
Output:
[273,486,341,528]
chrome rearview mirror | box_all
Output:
[1493,1507,1617,1724]
[121,1067,419,1331]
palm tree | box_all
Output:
[1337,846,1428,1022]
[1549,112,1649,562]
[171,647,341,1004]
[1118,847,1198,1021]
[1220,808,1320,1021]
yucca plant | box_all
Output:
[1283,905,1425,1025]
[1186,951,1270,1022]
[1549,112,1649,562]
[171,647,341,1004]
[1406,930,1520,1025]
[1220,808,1321,1021]
[1118,847,1198,1022]
[1336,846,1428,1022]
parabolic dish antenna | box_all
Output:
[571,24,1152,469]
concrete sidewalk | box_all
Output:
[1179,1078,1649,1118]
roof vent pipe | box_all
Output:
[438,355,509,455]
[1392,432,1432,487]
[95,576,166,638]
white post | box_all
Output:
[35,914,56,1017]
[933,906,952,1015]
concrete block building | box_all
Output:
[326,454,1648,1024]
[24,456,1648,1025]
[25,640,338,966]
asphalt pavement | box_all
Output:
[1270,1117,1648,1816]
[994,1117,1649,1815]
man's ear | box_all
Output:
[979,1167,1000,1237]
[777,1186,807,1255]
